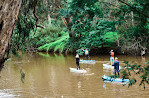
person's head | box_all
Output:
[115,57,118,60]
[111,50,113,52]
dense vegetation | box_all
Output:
[10,0,149,56]
[0,0,149,88]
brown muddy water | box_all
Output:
[0,52,149,98]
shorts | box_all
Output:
[110,57,114,62]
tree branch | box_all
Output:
[118,0,149,18]
[33,0,45,29]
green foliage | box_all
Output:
[59,0,118,51]
[121,61,149,89]
[113,0,149,53]
[9,0,65,54]
[9,0,149,55]
[38,32,69,52]
[29,21,65,46]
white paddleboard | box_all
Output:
[69,68,87,73]
[79,59,96,64]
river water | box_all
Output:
[0,52,149,98]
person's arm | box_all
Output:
[117,62,119,70]
[83,50,85,52]
[112,62,116,66]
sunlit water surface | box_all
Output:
[0,52,149,98]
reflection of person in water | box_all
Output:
[103,83,106,89]
[77,76,82,89]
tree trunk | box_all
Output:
[0,0,22,69]
[115,25,119,47]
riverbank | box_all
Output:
[24,46,149,56]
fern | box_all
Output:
[38,33,69,52]
[54,42,66,52]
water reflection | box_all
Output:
[0,89,20,97]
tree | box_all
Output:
[58,0,117,53]
[10,0,65,53]
[0,0,22,70]
[112,0,149,55]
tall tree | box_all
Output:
[0,0,22,69]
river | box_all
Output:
[0,52,149,98]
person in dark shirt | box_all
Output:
[76,54,80,70]
[112,57,120,77]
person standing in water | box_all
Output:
[76,54,80,70]
[110,50,114,65]
[83,49,89,60]
[112,57,120,77]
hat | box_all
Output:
[115,57,118,60]
[111,50,113,52]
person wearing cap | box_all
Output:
[112,57,120,77]
[75,54,80,70]
[109,50,114,65]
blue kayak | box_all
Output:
[102,75,129,82]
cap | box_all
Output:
[115,57,118,60]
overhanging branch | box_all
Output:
[118,0,149,18]
[33,0,45,29]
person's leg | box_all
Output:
[110,57,112,65]
[87,54,89,60]
[117,70,120,77]
[112,57,114,65]
[85,55,87,60]
[114,69,116,78]
[76,62,80,70]
[78,65,80,70]
[115,70,120,78]
[76,62,78,69]
[85,55,88,60]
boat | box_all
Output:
[103,64,121,69]
[69,68,87,73]
[102,75,129,82]
[79,59,96,64]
